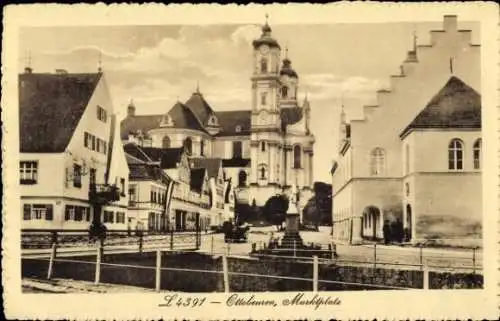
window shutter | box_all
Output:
[64,206,71,221]
[45,205,53,221]
[23,204,31,220]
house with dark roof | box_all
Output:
[126,143,212,231]
[19,69,130,230]
[120,18,315,210]
[331,15,482,247]
[126,151,176,232]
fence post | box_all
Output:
[472,247,476,275]
[170,229,174,250]
[423,266,429,290]
[95,243,102,284]
[222,254,229,293]
[46,242,57,280]
[155,250,162,292]
[373,243,377,270]
[330,242,336,260]
[419,245,424,270]
[293,240,297,257]
[313,255,319,292]
[211,235,214,255]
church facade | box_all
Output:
[331,15,482,247]
[120,20,315,220]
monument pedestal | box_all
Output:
[282,212,304,248]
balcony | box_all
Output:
[89,184,120,205]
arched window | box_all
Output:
[261,141,266,152]
[183,137,193,155]
[370,148,385,176]
[293,145,301,169]
[448,139,463,170]
[281,86,288,99]
[200,140,205,156]
[260,92,267,106]
[238,170,247,187]
[473,138,481,170]
[259,166,267,179]
[260,58,268,73]
[162,136,171,149]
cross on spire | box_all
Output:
[285,41,289,58]
[265,13,269,24]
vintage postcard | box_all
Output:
[2,2,499,320]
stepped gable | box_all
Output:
[120,114,162,140]
[400,76,481,138]
[190,168,206,193]
[190,157,222,179]
[19,72,102,153]
[184,91,216,126]
[281,106,303,131]
[215,110,252,137]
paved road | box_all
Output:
[198,227,482,273]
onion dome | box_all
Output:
[252,16,281,50]
[280,57,298,78]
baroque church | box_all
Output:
[121,19,315,208]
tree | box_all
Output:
[302,182,333,227]
[263,194,289,231]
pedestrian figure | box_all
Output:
[395,218,404,243]
[383,220,391,245]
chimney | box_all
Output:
[443,15,458,33]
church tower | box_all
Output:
[249,15,283,202]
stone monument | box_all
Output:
[281,184,304,248]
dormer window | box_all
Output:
[208,114,218,126]
[160,114,173,127]
[235,125,242,133]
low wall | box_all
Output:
[22,252,482,292]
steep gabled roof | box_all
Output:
[184,92,216,126]
[19,72,102,153]
[400,76,481,138]
[125,152,147,165]
[128,163,170,184]
[190,157,222,179]
[167,101,207,133]
[190,168,206,193]
[215,110,252,137]
[120,114,162,140]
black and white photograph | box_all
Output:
[2,3,499,320]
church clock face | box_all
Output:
[260,45,269,54]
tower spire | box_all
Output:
[24,50,33,74]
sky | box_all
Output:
[19,20,479,183]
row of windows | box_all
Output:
[65,205,91,221]
[369,138,482,176]
[84,132,107,154]
[103,210,126,223]
[162,136,205,156]
[151,186,167,204]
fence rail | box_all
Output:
[22,229,201,254]
[26,247,419,292]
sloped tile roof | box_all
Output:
[168,101,207,133]
[214,110,252,137]
[125,152,146,165]
[189,157,222,179]
[123,143,154,163]
[190,168,206,193]
[19,72,102,153]
[401,76,481,137]
[120,114,162,140]
[128,163,169,183]
[184,92,215,126]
